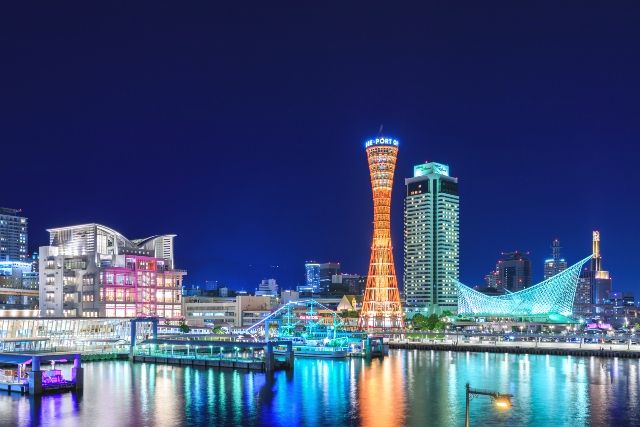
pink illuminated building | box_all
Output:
[101,255,182,318]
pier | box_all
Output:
[132,338,295,372]
[0,352,83,395]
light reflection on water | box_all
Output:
[0,350,637,426]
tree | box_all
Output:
[178,320,191,334]
[425,314,440,330]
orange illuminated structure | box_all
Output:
[358,136,405,331]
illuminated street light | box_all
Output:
[465,383,513,427]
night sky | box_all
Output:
[2,3,639,293]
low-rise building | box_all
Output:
[0,260,38,315]
[183,295,274,328]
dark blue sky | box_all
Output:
[2,2,639,292]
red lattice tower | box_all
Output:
[358,136,405,331]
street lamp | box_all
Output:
[465,383,513,427]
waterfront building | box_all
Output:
[496,251,532,292]
[544,239,567,280]
[304,262,320,292]
[0,207,28,262]
[404,161,460,316]
[255,278,279,297]
[39,224,185,318]
[0,317,152,352]
[457,255,592,321]
[358,135,404,330]
[0,260,38,314]
[183,296,237,327]
[180,295,275,328]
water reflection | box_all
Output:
[358,356,407,427]
[0,351,638,426]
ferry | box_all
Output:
[274,341,349,358]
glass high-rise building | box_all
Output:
[304,262,320,292]
[0,207,28,261]
[404,162,459,316]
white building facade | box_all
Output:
[39,224,185,318]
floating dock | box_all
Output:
[0,352,83,395]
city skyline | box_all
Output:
[2,3,639,293]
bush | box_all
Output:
[178,320,191,334]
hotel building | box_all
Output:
[39,224,185,318]
[404,162,459,316]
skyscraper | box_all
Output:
[404,162,459,316]
[358,136,404,330]
[304,262,320,292]
[591,230,612,305]
[319,262,340,295]
[543,239,567,280]
[574,230,612,317]
[0,207,28,261]
[496,251,531,292]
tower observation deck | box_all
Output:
[358,137,405,331]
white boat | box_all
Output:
[274,344,348,358]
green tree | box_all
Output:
[411,313,427,330]
[178,320,191,334]
[424,314,439,330]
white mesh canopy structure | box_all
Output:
[457,256,592,319]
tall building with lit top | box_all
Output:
[404,162,459,316]
[575,230,612,316]
[358,136,404,330]
[0,207,28,261]
[544,239,567,280]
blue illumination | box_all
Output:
[364,137,399,148]
[457,255,592,320]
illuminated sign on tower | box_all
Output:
[358,135,405,331]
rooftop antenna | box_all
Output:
[378,124,384,137]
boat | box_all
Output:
[274,343,348,358]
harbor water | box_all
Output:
[0,349,637,426]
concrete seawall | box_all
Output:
[389,342,640,358]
